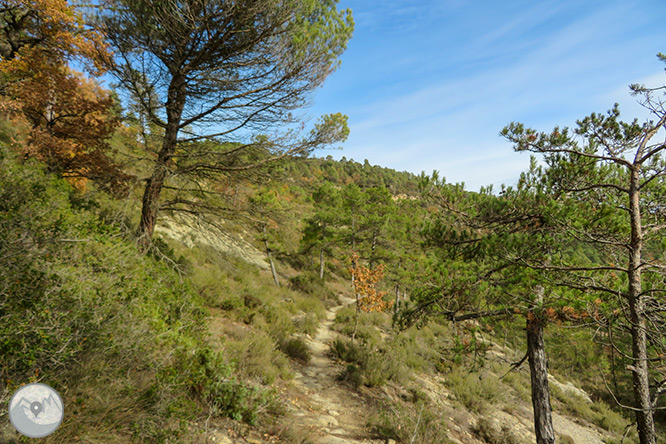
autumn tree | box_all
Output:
[98,0,354,249]
[0,1,129,194]
[0,0,102,63]
[349,251,391,340]
[2,57,131,194]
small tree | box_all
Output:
[349,251,391,341]
[301,182,342,279]
[403,172,563,444]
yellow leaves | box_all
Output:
[1,0,108,73]
[349,251,392,313]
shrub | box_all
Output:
[472,416,522,444]
[223,330,290,384]
[368,400,450,444]
[279,337,311,363]
[188,348,279,425]
[338,363,364,388]
[446,369,504,414]
[330,337,367,364]
[289,271,334,299]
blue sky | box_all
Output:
[307,0,666,191]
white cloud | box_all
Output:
[314,0,666,191]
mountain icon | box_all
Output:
[8,383,64,438]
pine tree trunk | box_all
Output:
[370,232,377,268]
[628,167,655,444]
[137,164,168,250]
[527,287,556,444]
[319,249,325,280]
[350,217,356,287]
[137,76,186,251]
[263,225,280,287]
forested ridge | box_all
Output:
[2,1,666,444]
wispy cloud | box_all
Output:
[312,0,666,191]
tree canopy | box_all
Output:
[98,0,354,248]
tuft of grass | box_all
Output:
[222,329,290,384]
[472,416,523,444]
[367,399,450,444]
[446,368,504,414]
[279,337,311,363]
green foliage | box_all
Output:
[330,315,448,388]
[222,330,290,385]
[367,399,450,444]
[473,416,523,444]
[278,337,311,363]
[289,271,335,299]
[0,140,301,441]
[446,368,505,414]
[187,348,280,425]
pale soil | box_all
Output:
[202,291,616,444]
[288,296,384,444]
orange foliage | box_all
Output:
[0,2,131,194]
[349,251,392,313]
[539,304,601,324]
[0,0,107,71]
[2,54,131,194]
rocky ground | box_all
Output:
[288,296,384,444]
[200,293,615,444]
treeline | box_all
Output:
[280,156,420,196]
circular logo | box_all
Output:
[8,383,64,438]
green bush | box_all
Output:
[472,416,522,444]
[289,271,334,299]
[223,329,290,384]
[279,337,311,363]
[446,368,504,414]
[187,348,280,425]
[329,337,407,387]
[330,337,367,364]
[368,400,450,444]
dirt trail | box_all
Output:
[289,297,383,444]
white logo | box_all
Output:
[8,383,64,438]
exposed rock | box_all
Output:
[155,214,269,269]
[548,374,593,403]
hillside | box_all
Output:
[1,4,665,442]
[0,118,659,443]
